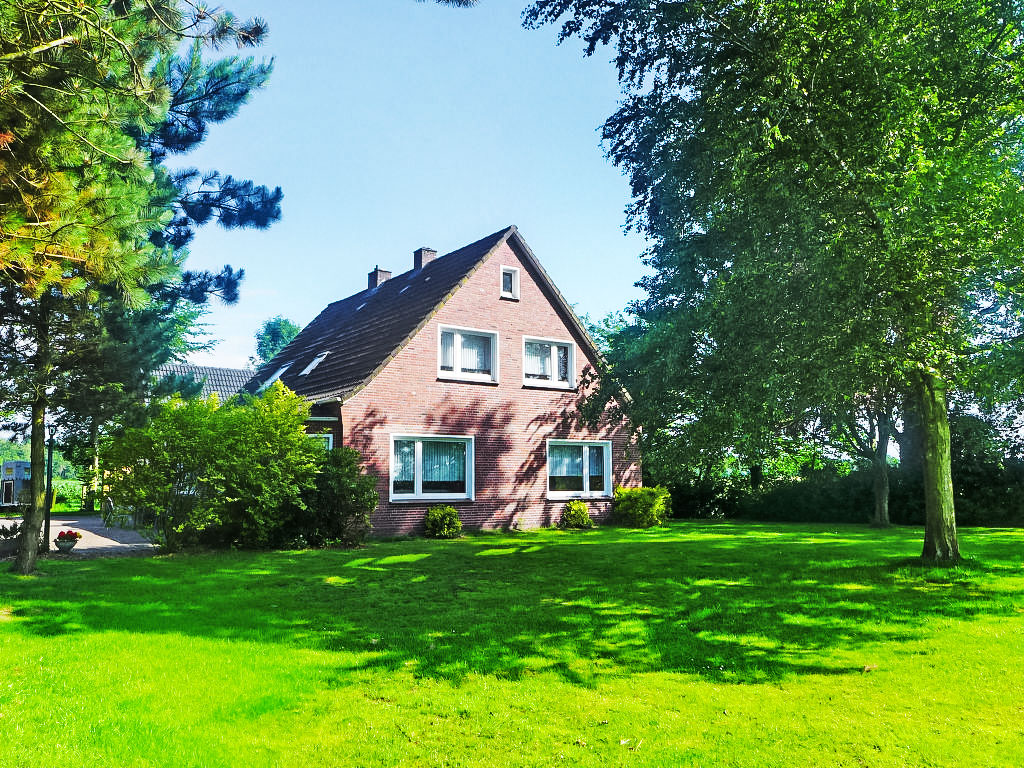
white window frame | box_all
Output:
[546,440,612,500]
[389,434,475,502]
[500,265,520,300]
[299,351,329,376]
[522,336,576,389]
[308,433,334,450]
[437,325,499,383]
[258,363,291,392]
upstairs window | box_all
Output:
[500,266,520,300]
[547,441,611,498]
[439,326,498,383]
[523,337,574,388]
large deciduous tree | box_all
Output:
[527,0,1024,561]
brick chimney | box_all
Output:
[368,265,392,289]
[414,247,437,270]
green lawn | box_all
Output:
[1,522,1022,767]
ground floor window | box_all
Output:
[309,433,334,450]
[391,435,474,501]
[547,440,612,498]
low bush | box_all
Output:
[424,505,462,539]
[560,500,592,529]
[613,486,671,528]
[295,447,378,548]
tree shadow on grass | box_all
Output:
[2,523,1020,687]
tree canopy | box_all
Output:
[527,0,1024,560]
[253,315,301,368]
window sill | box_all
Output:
[437,375,499,386]
[499,294,520,301]
[547,492,612,501]
[390,495,473,503]
[523,381,576,391]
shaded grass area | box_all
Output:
[1,522,1023,767]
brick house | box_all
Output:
[245,226,640,535]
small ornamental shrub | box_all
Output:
[424,505,462,539]
[560,500,592,529]
[613,486,671,528]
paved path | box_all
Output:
[6,515,158,559]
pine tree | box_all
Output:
[1,2,275,574]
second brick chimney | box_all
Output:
[368,265,392,289]
[414,247,437,270]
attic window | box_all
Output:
[258,363,291,392]
[299,351,329,376]
[500,266,520,300]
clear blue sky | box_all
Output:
[179,0,649,368]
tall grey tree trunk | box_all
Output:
[871,455,890,527]
[917,372,959,562]
[12,297,51,575]
[12,396,46,574]
[896,394,924,477]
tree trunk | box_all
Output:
[83,421,100,514]
[916,372,959,562]
[871,455,890,527]
[12,396,46,574]
[896,393,924,477]
[12,296,51,575]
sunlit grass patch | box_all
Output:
[1,522,1022,766]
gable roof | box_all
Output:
[244,226,601,402]
[157,363,252,401]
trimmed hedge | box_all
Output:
[613,486,671,528]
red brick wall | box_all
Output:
[339,241,641,536]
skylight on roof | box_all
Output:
[299,351,329,376]
[399,285,410,293]
[257,363,291,392]
[356,302,368,311]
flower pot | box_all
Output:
[54,539,77,553]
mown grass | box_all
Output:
[1,521,1022,767]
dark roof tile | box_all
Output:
[157,363,253,400]
[244,226,516,400]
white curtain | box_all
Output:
[557,345,569,382]
[525,341,551,379]
[393,440,415,493]
[422,441,466,482]
[550,444,583,476]
[461,333,491,374]
[588,445,605,491]
[440,331,455,370]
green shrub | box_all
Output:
[560,500,592,529]
[424,505,462,539]
[613,486,670,528]
[295,447,378,548]
[101,383,323,550]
